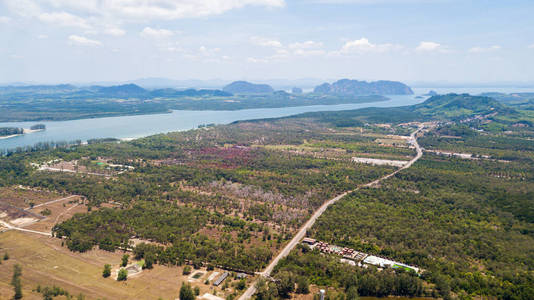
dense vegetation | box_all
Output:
[1,94,533,298]
[0,118,399,274]
[272,248,426,299]
[0,127,23,137]
[298,128,534,299]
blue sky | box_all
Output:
[1,0,533,84]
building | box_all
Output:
[302,238,317,245]
[213,272,229,286]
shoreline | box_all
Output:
[0,128,44,140]
[0,134,22,140]
[0,96,391,123]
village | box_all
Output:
[301,238,420,274]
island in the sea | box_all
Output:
[0,124,46,139]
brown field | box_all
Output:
[0,187,62,209]
[24,196,86,233]
[0,231,251,300]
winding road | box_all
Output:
[239,125,424,300]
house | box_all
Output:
[213,272,229,286]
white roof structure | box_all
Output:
[363,255,420,273]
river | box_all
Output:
[1,87,533,151]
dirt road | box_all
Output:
[239,125,424,300]
[0,220,51,236]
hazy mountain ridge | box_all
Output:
[314,79,414,96]
[0,83,233,99]
[222,81,275,94]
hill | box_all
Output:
[411,93,516,119]
[281,93,525,129]
[222,81,274,94]
[97,84,147,97]
[313,79,413,96]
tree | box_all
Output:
[4,252,9,260]
[296,277,310,294]
[346,286,359,300]
[275,271,295,298]
[121,254,129,267]
[11,264,22,299]
[179,283,195,300]
[102,264,111,278]
[117,268,128,281]
[143,252,154,269]
[183,265,192,275]
[256,279,279,300]
[237,279,247,290]
[194,286,200,296]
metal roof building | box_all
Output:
[213,272,229,286]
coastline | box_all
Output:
[0,128,44,140]
[0,134,22,140]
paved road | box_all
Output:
[239,126,424,300]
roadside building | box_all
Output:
[213,272,229,286]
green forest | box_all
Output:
[0,94,533,299]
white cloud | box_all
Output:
[250,36,283,48]
[313,0,446,3]
[415,41,441,52]
[37,34,48,39]
[68,35,102,46]
[247,57,269,63]
[293,49,326,56]
[38,12,90,28]
[10,0,285,21]
[3,0,41,17]
[104,27,126,36]
[340,38,400,53]
[140,27,174,39]
[468,45,501,53]
[0,16,11,24]
[289,40,323,49]
[528,44,534,49]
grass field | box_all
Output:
[0,231,242,300]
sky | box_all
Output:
[1,0,534,85]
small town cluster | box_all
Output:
[302,238,420,273]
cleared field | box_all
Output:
[0,231,245,299]
[0,187,61,209]
[25,196,85,233]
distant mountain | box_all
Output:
[223,81,274,94]
[150,88,232,97]
[313,79,413,96]
[97,84,148,97]
[424,90,439,96]
[129,78,229,89]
